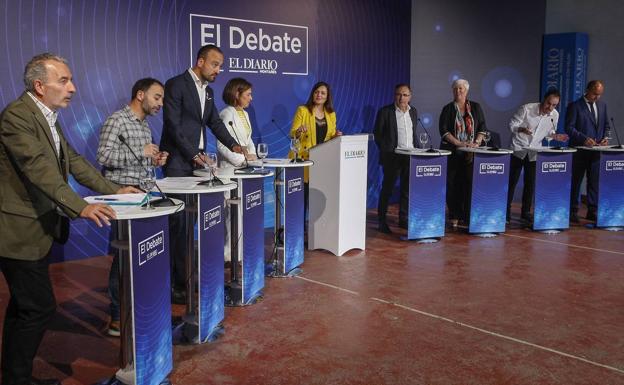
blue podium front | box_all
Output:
[533,148,576,231]
[595,147,624,228]
[462,148,513,235]
[396,148,451,241]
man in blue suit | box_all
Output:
[160,44,244,302]
[565,80,610,223]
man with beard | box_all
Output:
[160,44,243,303]
[97,77,169,336]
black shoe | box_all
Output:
[29,378,61,385]
[378,222,392,234]
[586,211,597,221]
[171,288,187,305]
[398,219,408,229]
[570,212,580,223]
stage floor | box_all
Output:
[1,205,623,385]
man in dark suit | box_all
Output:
[565,80,610,222]
[160,44,243,302]
[0,53,138,385]
[373,84,418,234]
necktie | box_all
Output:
[588,102,597,123]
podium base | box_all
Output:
[537,229,561,234]
[267,266,302,278]
[225,283,263,306]
[473,232,498,238]
[401,236,440,243]
[172,320,224,345]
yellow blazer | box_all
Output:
[289,105,337,159]
[289,106,336,181]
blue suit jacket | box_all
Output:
[160,71,238,176]
[564,97,610,147]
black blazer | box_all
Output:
[373,104,418,164]
[439,100,487,151]
[160,71,238,176]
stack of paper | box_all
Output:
[84,193,147,206]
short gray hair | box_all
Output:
[23,53,68,92]
[452,78,470,91]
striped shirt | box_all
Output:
[97,105,152,185]
[27,92,60,156]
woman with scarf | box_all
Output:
[439,79,487,227]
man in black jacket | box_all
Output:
[160,44,243,302]
[373,84,418,233]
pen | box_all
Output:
[93,198,118,201]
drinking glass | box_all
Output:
[482,131,491,147]
[205,152,217,185]
[604,129,612,145]
[290,138,300,161]
[545,129,555,148]
[419,133,428,149]
[257,143,268,169]
[139,166,156,210]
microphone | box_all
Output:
[550,118,564,150]
[228,121,269,174]
[228,121,251,170]
[117,135,175,207]
[271,118,292,142]
[416,117,437,153]
[609,118,623,149]
[273,118,304,163]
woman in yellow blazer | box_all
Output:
[289,81,341,181]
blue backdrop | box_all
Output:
[0,0,410,261]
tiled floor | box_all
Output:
[1,207,623,384]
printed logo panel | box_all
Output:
[416,165,442,177]
[138,231,165,266]
[287,177,303,194]
[190,14,308,75]
[245,189,262,210]
[203,206,222,230]
[541,161,567,173]
[479,163,505,175]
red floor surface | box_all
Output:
[1,208,623,385]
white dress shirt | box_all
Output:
[509,102,559,161]
[188,68,208,150]
[395,105,414,149]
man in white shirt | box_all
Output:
[507,89,568,223]
[373,84,418,233]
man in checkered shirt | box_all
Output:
[96,77,168,336]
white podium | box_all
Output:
[308,134,369,256]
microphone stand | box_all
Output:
[610,118,624,149]
[416,117,438,153]
[271,118,304,163]
[117,135,175,207]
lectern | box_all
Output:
[308,134,369,256]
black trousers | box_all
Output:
[168,193,188,291]
[507,155,536,219]
[378,153,410,224]
[570,150,600,215]
[0,255,56,385]
[446,151,472,221]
